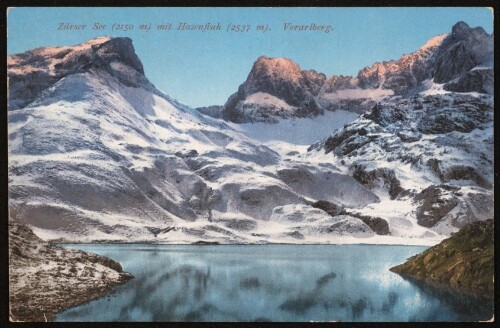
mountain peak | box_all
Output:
[419,33,448,52]
[452,21,471,34]
[8,36,147,109]
[78,35,113,46]
[221,55,326,122]
[94,36,144,74]
[8,36,144,77]
[250,56,303,82]
[255,55,297,65]
[450,21,489,38]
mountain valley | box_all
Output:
[7,21,493,246]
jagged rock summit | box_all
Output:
[319,21,493,111]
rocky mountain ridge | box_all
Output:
[8,36,152,110]
[218,21,493,122]
[308,92,493,233]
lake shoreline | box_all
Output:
[54,239,440,247]
[390,220,494,300]
[11,257,134,322]
[38,278,133,322]
[9,223,134,322]
[391,273,494,300]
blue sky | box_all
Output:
[7,7,493,107]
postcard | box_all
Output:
[6,6,494,322]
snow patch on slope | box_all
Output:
[243,92,293,109]
[231,110,358,145]
[321,88,394,101]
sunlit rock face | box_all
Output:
[222,56,326,123]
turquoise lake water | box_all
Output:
[55,244,493,322]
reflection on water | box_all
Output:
[56,245,493,322]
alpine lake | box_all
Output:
[55,244,493,322]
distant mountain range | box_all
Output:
[211,21,492,123]
[7,21,493,245]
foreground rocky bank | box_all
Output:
[9,223,133,322]
[390,220,493,299]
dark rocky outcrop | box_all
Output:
[416,97,492,134]
[413,184,493,230]
[195,105,224,119]
[322,129,377,157]
[396,130,422,143]
[391,220,494,299]
[351,164,404,199]
[364,103,410,127]
[441,165,492,190]
[310,200,343,216]
[341,210,390,235]
[414,185,460,228]
[444,68,493,95]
